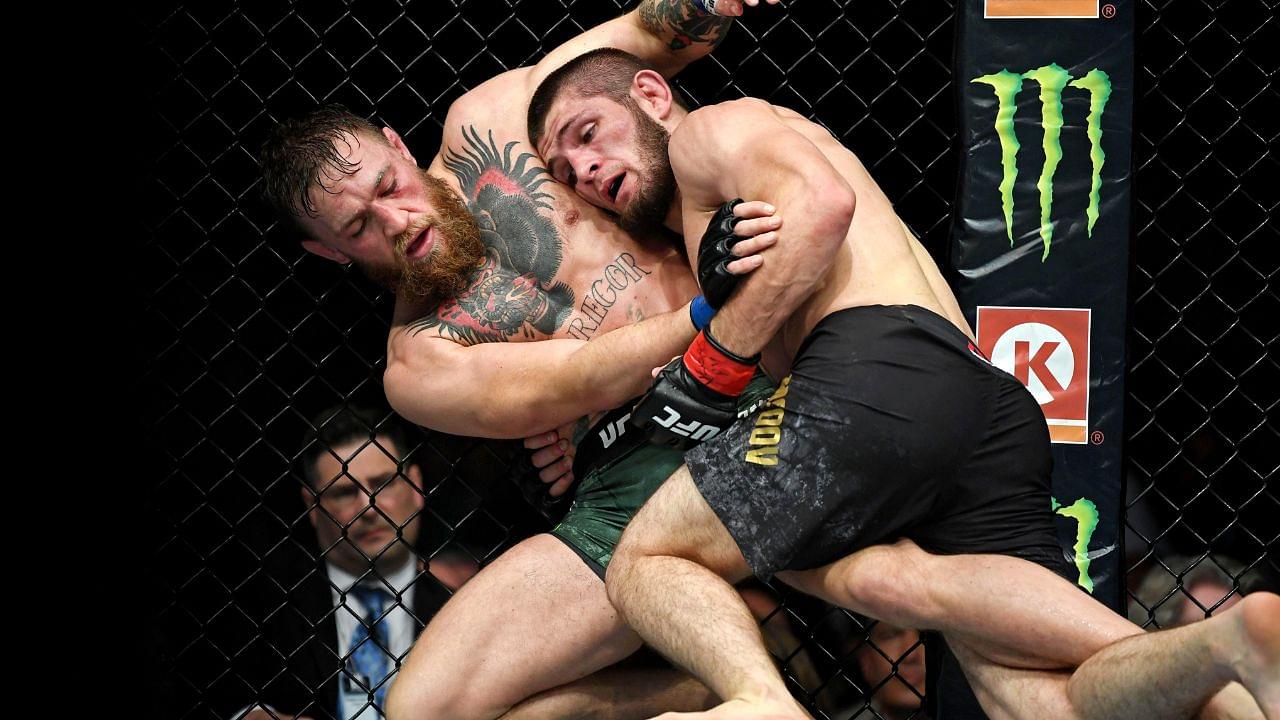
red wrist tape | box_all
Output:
[684,330,757,396]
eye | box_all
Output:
[583,123,596,142]
[382,179,397,197]
[352,218,367,238]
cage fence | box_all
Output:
[143,0,1277,718]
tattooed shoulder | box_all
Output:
[408,126,576,345]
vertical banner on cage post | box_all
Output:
[952,0,1134,610]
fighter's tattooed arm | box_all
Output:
[528,0,756,84]
[639,0,733,51]
[405,126,575,345]
[386,297,702,438]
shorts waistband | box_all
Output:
[802,304,978,356]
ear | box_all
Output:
[383,126,417,164]
[631,69,675,120]
[300,483,321,528]
[406,464,425,509]
[301,239,351,264]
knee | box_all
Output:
[605,531,641,609]
[386,667,501,720]
[842,541,939,625]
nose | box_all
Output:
[569,152,602,191]
[371,200,410,239]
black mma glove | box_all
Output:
[697,198,746,309]
[631,328,760,451]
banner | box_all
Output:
[952,0,1134,611]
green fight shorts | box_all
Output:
[551,374,776,580]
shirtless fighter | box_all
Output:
[529,48,1280,719]
[258,4,798,719]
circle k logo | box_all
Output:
[990,322,1074,405]
[977,306,1092,445]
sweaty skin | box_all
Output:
[535,68,1277,720]
[302,5,782,720]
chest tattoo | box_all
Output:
[407,126,575,344]
[564,252,652,340]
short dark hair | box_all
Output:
[528,48,685,151]
[258,104,385,223]
[299,403,419,487]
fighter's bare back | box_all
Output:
[671,98,972,377]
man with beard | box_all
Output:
[258,3,789,719]
[529,48,1279,719]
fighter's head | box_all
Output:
[528,49,686,235]
[259,104,484,302]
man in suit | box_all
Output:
[229,404,470,720]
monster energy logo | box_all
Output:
[973,64,1112,260]
[1053,496,1100,593]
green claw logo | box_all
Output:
[973,64,1112,261]
[1053,496,1100,593]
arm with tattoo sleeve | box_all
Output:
[384,304,698,439]
[531,0,777,83]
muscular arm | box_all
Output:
[671,100,856,357]
[384,307,697,439]
[531,0,736,83]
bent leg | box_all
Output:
[387,533,704,720]
[777,540,1139,669]
[607,466,809,718]
[501,665,715,720]
[779,541,1271,719]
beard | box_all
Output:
[617,99,677,237]
[359,169,485,303]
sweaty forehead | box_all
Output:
[305,134,387,223]
[541,93,601,155]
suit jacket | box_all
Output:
[227,543,453,720]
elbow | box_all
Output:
[382,361,423,427]
[814,184,856,253]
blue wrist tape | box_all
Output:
[690,295,716,331]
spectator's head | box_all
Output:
[853,621,925,719]
[259,104,484,303]
[1129,554,1248,628]
[299,403,425,576]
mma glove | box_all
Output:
[698,198,747,309]
[688,198,746,331]
[631,328,759,451]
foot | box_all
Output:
[649,697,812,720]
[1226,593,1280,719]
[1200,682,1265,720]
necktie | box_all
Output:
[348,585,393,714]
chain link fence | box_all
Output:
[1123,0,1277,630]
[143,0,1276,717]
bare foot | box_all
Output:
[1200,682,1265,720]
[649,697,811,720]
[1229,593,1280,719]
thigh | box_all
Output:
[613,465,752,583]
[395,533,641,716]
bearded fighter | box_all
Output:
[529,48,1279,719]
[256,4,805,719]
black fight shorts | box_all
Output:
[684,304,1070,580]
